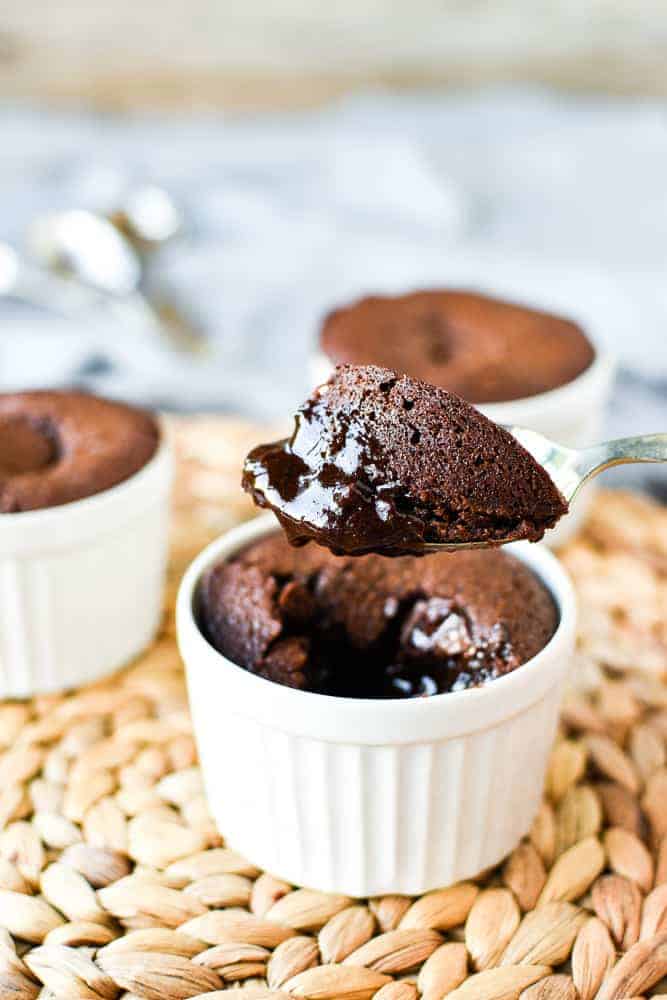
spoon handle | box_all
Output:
[576,433,667,488]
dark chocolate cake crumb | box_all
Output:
[242,365,568,556]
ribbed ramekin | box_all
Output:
[0,435,173,698]
[310,350,615,547]
[178,515,577,896]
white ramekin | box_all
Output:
[311,350,615,547]
[178,515,577,897]
[0,435,173,698]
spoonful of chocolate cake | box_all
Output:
[242,364,666,557]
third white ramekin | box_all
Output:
[0,434,173,698]
[178,515,577,897]
[312,349,615,547]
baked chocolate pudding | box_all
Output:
[198,531,558,697]
[243,365,568,556]
[0,391,159,513]
[320,290,595,403]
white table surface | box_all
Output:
[0,90,665,491]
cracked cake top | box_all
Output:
[320,289,595,403]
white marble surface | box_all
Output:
[0,90,665,489]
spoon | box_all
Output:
[421,428,667,552]
[28,210,140,295]
[108,184,183,248]
[27,209,207,355]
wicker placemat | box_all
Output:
[1,416,667,1000]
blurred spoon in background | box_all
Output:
[27,207,207,355]
[29,209,139,296]
[108,184,184,249]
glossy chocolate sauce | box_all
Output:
[242,389,421,556]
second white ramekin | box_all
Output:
[178,515,577,897]
[0,435,173,698]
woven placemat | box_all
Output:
[1,416,667,1000]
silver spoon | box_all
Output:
[27,210,207,355]
[421,428,667,552]
[1,228,166,343]
[108,184,183,248]
[28,210,140,295]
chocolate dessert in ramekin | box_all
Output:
[0,390,172,696]
[178,515,576,896]
[319,290,595,403]
[0,390,159,511]
[198,530,558,698]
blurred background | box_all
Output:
[1,2,665,488]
